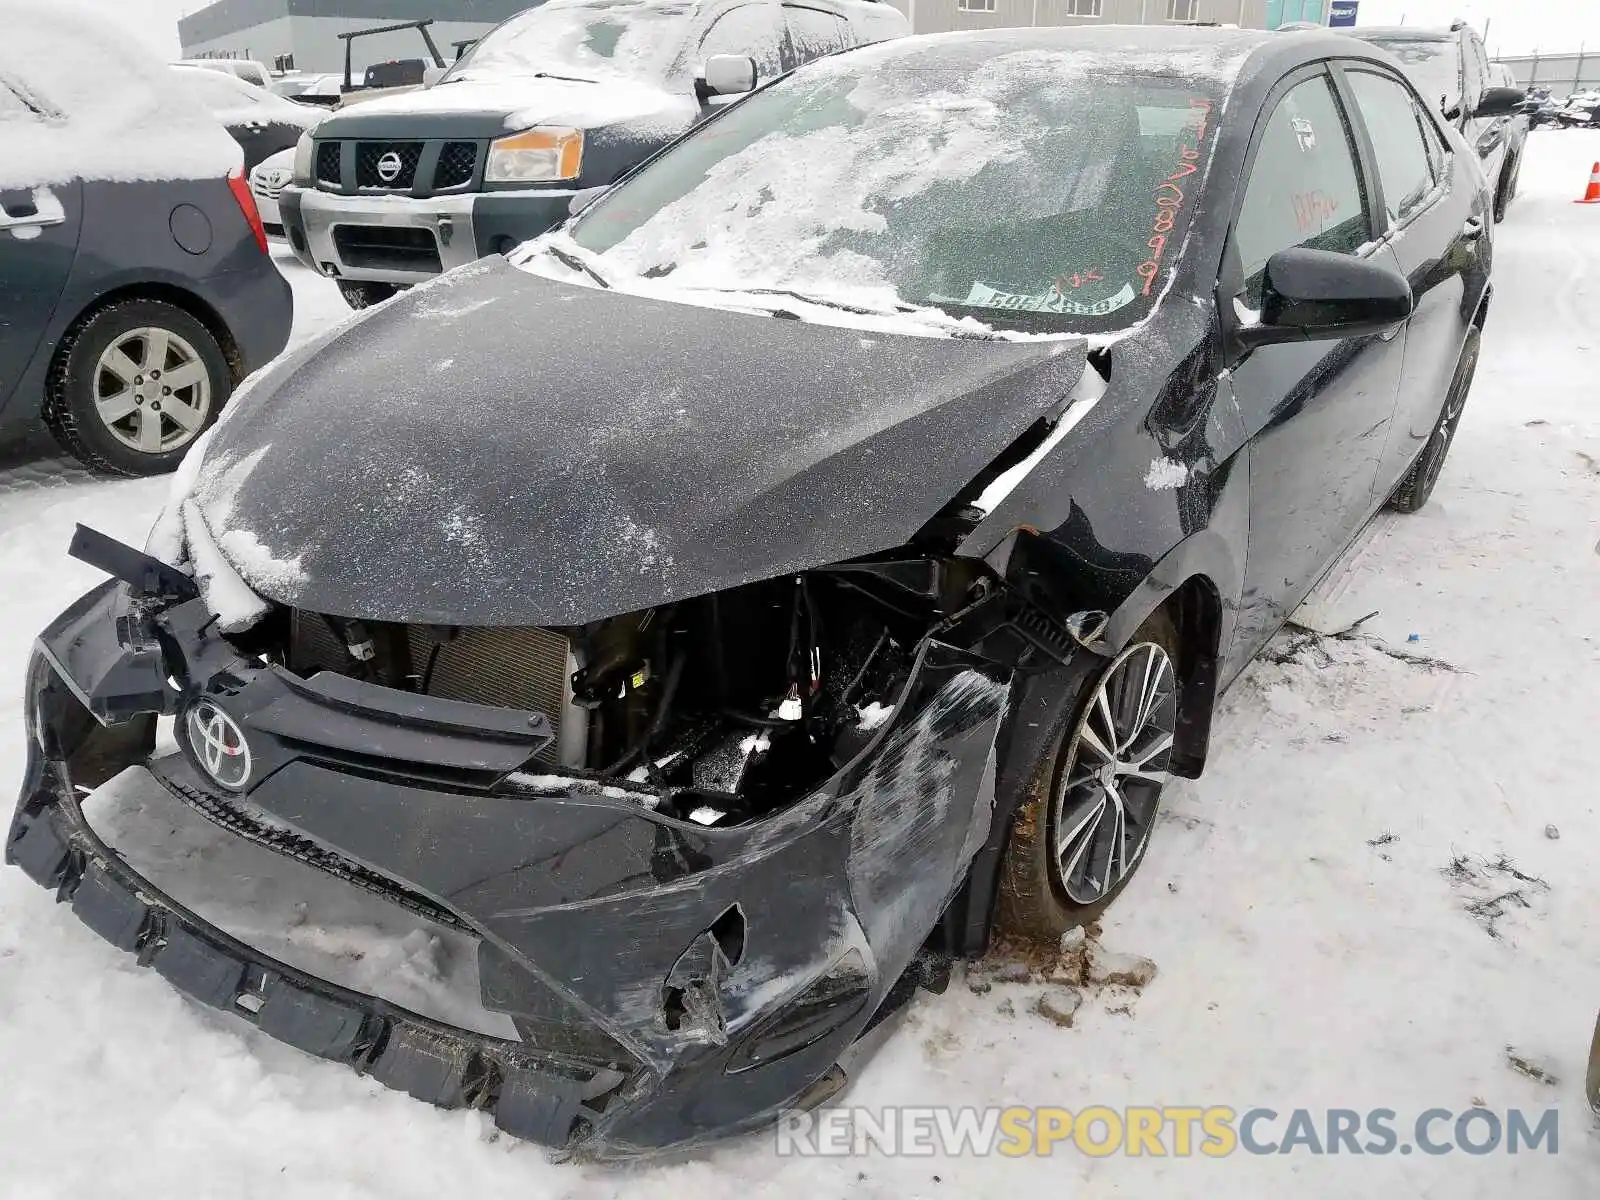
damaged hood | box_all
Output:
[189,258,1088,626]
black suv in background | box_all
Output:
[1347,22,1526,220]
[280,0,909,307]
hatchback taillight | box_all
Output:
[227,166,268,255]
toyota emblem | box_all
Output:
[186,700,253,791]
[376,151,404,183]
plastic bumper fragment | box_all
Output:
[6,794,605,1152]
[71,863,150,952]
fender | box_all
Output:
[1100,449,1248,780]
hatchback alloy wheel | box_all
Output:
[1051,641,1178,905]
[93,326,213,455]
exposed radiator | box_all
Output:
[288,612,584,765]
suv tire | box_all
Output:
[337,280,401,310]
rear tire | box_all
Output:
[44,299,231,477]
[996,611,1181,945]
[337,280,400,310]
[1388,327,1480,514]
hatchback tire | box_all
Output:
[1388,327,1479,514]
[997,610,1181,944]
[44,299,231,477]
[337,280,400,309]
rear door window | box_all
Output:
[699,5,786,82]
[1233,72,1371,306]
[1347,70,1439,228]
[785,6,850,63]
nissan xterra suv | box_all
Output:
[280,0,909,307]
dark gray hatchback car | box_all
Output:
[0,65,293,476]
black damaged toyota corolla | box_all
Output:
[10,26,1491,1157]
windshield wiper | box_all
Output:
[702,287,1002,338]
[438,70,599,86]
[728,287,920,317]
[546,243,610,289]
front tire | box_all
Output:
[1493,153,1520,222]
[337,280,400,310]
[1388,327,1480,514]
[996,611,1181,944]
[44,299,231,476]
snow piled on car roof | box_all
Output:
[0,1,241,188]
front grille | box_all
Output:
[315,138,482,195]
[434,141,478,189]
[356,141,423,189]
[251,181,285,201]
[289,613,573,764]
[315,140,341,186]
[331,224,441,273]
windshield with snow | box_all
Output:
[565,42,1232,335]
[442,0,693,84]
[1363,37,1461,113]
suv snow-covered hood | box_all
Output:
[185,258,1088,627]
[315,74,698,141]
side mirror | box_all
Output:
[1474,86,1526,118]
[567,185,608,218]
[1237,247,1412,349]
[697,54,757,101]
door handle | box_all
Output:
[0,207,64,231]
[1462,216,1485,240]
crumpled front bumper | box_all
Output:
[8,581,1010,1157]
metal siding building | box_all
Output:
[1494,52,1600,96]
[178,0,531,73]
[906,0,1268,38]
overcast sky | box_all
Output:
[101,0,1600,62]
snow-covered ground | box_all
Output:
[2,136,1599,1196]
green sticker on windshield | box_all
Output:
[941,281,1139,318]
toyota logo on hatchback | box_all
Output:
[185,700,253,791]
[376,151,404,183]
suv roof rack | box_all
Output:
[336,18,446,92]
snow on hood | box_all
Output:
[338,75,696,135]
[0,1,241,189]
[165,258,1089,628]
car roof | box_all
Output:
[1346,26,1460,43]
[852,24,1392,87]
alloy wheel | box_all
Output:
[1418,372,1470,497]
[1051,641,1177,905]
[92,326,213,455]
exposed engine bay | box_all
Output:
[242,555,1010,827]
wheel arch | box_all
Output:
[934,542,1237,958]
[43,283,246,411]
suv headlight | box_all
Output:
[485,127,583,184]
[291,131,315,186]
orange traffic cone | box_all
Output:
[1578,162,1600,204]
